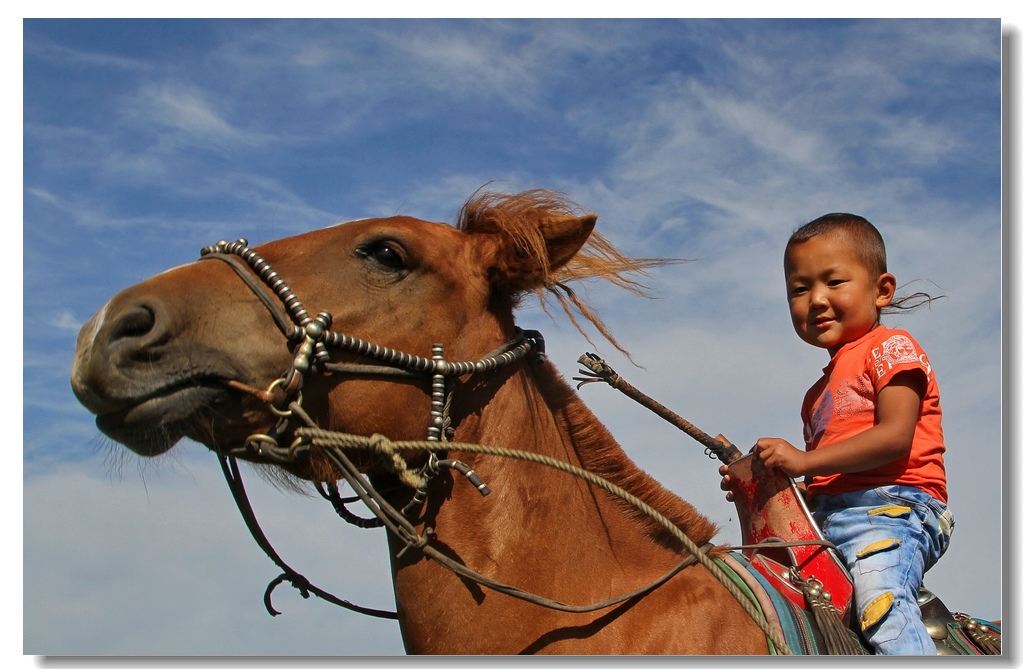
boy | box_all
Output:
[722,213,953,654]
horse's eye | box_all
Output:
[359,241,407,270]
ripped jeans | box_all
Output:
[811,485,954,655]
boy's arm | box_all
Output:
[755,369,926,479]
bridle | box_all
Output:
[200,235,556,501]
[202,236,549,476]
[199,237,550,506]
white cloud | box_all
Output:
[145,85,236,136]
[54,309,84,333]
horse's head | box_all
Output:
[71,189,654,479]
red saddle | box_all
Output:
[725,451,855,625]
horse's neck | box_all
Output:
[411,360,717,572]
[383,360,724,653]
[515,362,719,550]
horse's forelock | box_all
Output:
[457,188,684,362]
[456,188,578,279]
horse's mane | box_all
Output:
[457,188,683,361]
[538,364,719,550]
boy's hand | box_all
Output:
[754,437,808,477]
[718,464,735,502]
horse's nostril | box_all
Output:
[109,305,157,343]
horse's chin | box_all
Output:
[95,385,229,456]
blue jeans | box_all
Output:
[811,486,954,655]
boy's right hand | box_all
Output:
[754,437,808,478]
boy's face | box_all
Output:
[784,233,895,356]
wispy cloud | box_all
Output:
[137,84,240,139]
[23,30,152,73]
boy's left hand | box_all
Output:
[754,437,808,478]
[718,464,735,502]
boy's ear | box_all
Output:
[875,272,897,307]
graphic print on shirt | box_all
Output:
[834,374,874,421]
[807,376,874,445]
[871,334,930,380]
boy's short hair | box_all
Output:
[786,213,942,314]
[785,213,888,279]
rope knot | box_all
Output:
[366,433,428,490]
[368,432,396,454]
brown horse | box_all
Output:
[71,188,773,654]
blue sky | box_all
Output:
[21,17,1010,657]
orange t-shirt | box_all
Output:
[802,325,947,503]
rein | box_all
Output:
[239,402,715,616]
[197,238,790,653]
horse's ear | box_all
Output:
[482,214,596,291]
[545,214,597,271]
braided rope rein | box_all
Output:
[277,424,792,654]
